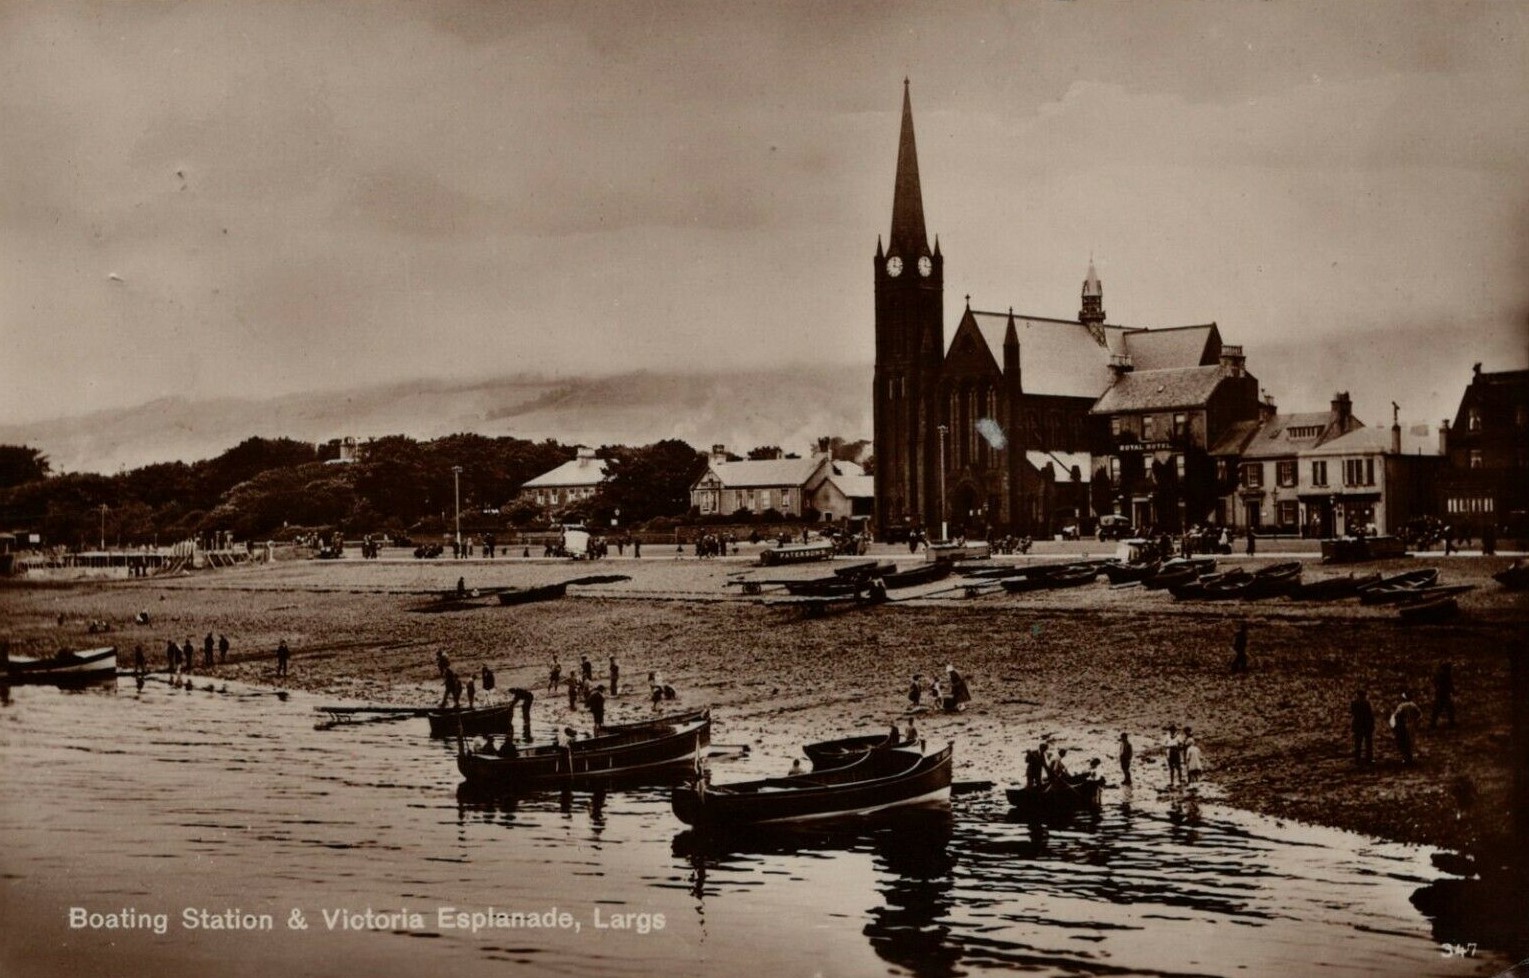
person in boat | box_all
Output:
[887,722,901,746]
[1082,758,1105,786]
[1024,748,1044,789]
[649,672,664,711]
[477,735,497,754]
[904,720,919,746]
[497,736,518,757]
[789,758,804,776]
[1048,748,1072,786]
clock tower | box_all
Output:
[874,80,944,535]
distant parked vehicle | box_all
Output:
[1096,515,1135,541]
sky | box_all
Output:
[3,1,1527,432]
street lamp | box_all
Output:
[99,504,108,552]
[452,466,463,553]
[937,424,949,542]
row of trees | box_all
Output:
[0,434,868,549]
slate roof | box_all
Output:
[1304,424,1443,458]
[702,455,830,489]
[1239,412,1346,459]
[966,312,1131,398]
[523,454,609,488]
[1090,365,1230,414]
[1208,419,1263,457]
[823,474,876,499]
[1120,324,1220,372]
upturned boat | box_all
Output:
[5,646,117,685]
[757,540,836,566]
[456,711,711,790]
[1290,572,1381,601]
[1493,560,1529,591]
[671,742,953,826]
[496,582,569,605]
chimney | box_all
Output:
[1108,352,1134,380]
[1439,419,1450,455]
[1330,391,1352,429]
[1219,345,1245,378]
[1390,419,1401,455]
[709,444,728,466]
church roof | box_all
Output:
[1119,324,1221,372]
[966,311,1129,398]
[1090,365,1231,414]
[1082,260,1102,298]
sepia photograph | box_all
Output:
[2,3,1526,976]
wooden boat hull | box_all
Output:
[6,646,117,685]
[1005,779,1104,818]
[1493,564,1529,590]
[1102,561,1159,585]
[496,583,568,605]
[757,542,835,566]
[456,715,710,790]
[671,744,953,826]
[1398,596,1460,623]
[1290,573,1380,601]
[801,733,896,770]
[427,704,517,738]
[1043,566,1100,589]
[783,577,864,597]
[882,562,953,589]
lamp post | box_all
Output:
[451,466,463,552]
[937,424,949,542]
[99,504,107,552]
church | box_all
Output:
[873,82,1259,539]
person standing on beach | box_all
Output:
[580,655,593,683]
[275,639,290,678]
[1229,622,1249,673]
[586,685,606,728]
[1390,692,1422,765]
[436,650,450,677]
[1350,689,1375,763]
[1183,728,1203,785]
[133,644,147,676]
[908,674,923,709]
[465,678,476,709]
[943,665,971,713]
[548,659,562,692]
[203,633,215,668]
[182,639,196,675]
[1164,725,1184,787]
[609,656,620,697]
[566,675,580,711]
[1430,662,1455,728]
[1245,526,1257,556]
[480,664,495,703]
[1118,732,1134,787]
[166,639,179,672]
[218,634,229,664]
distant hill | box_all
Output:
[0,366,874,474]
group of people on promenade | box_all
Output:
[1349,662,1455,767]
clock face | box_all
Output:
[918,255,933,277]
[885,256,903,277]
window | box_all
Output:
[1142,416,1155,440]
[1468,408,1481,432]
[1174,455,1186,479]
[1240,463,1263,488]
[1278,501,1299,526]
[1276,460,1297,487]
[1469,450,1483,469]
[1110,416,1122,438]
[1287,425,1323,439]
[1216,459,1229,481]
[1109,458,1121,485]
[1343,458,1374,486]
[1312,460,1328,487]
[1173,413,1188,440]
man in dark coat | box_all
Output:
[586,685,606,728]
[1350,689,1375,763]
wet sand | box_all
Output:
[4,548,1524,855]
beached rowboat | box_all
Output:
[757,540,835,566]
[427,704,517,738]
[801,732,897,770]
[456,712,711,790]
[496,583,569,605]
[6,646,117,685]
[670,743,953,826]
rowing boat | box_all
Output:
[1005,777,1104,818]
[6,646,117,685]
[427,703,517,738]
[757,540,835,566]
[456,712,711,790]
[496,582,569,605]
[801,732,897,770]
[671,743,953,826]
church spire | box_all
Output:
[1079,256,1106,343]
[889,79,929,258]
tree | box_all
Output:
[593,439,706,524]
[747,446,783,461]
[0,444,51,489]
